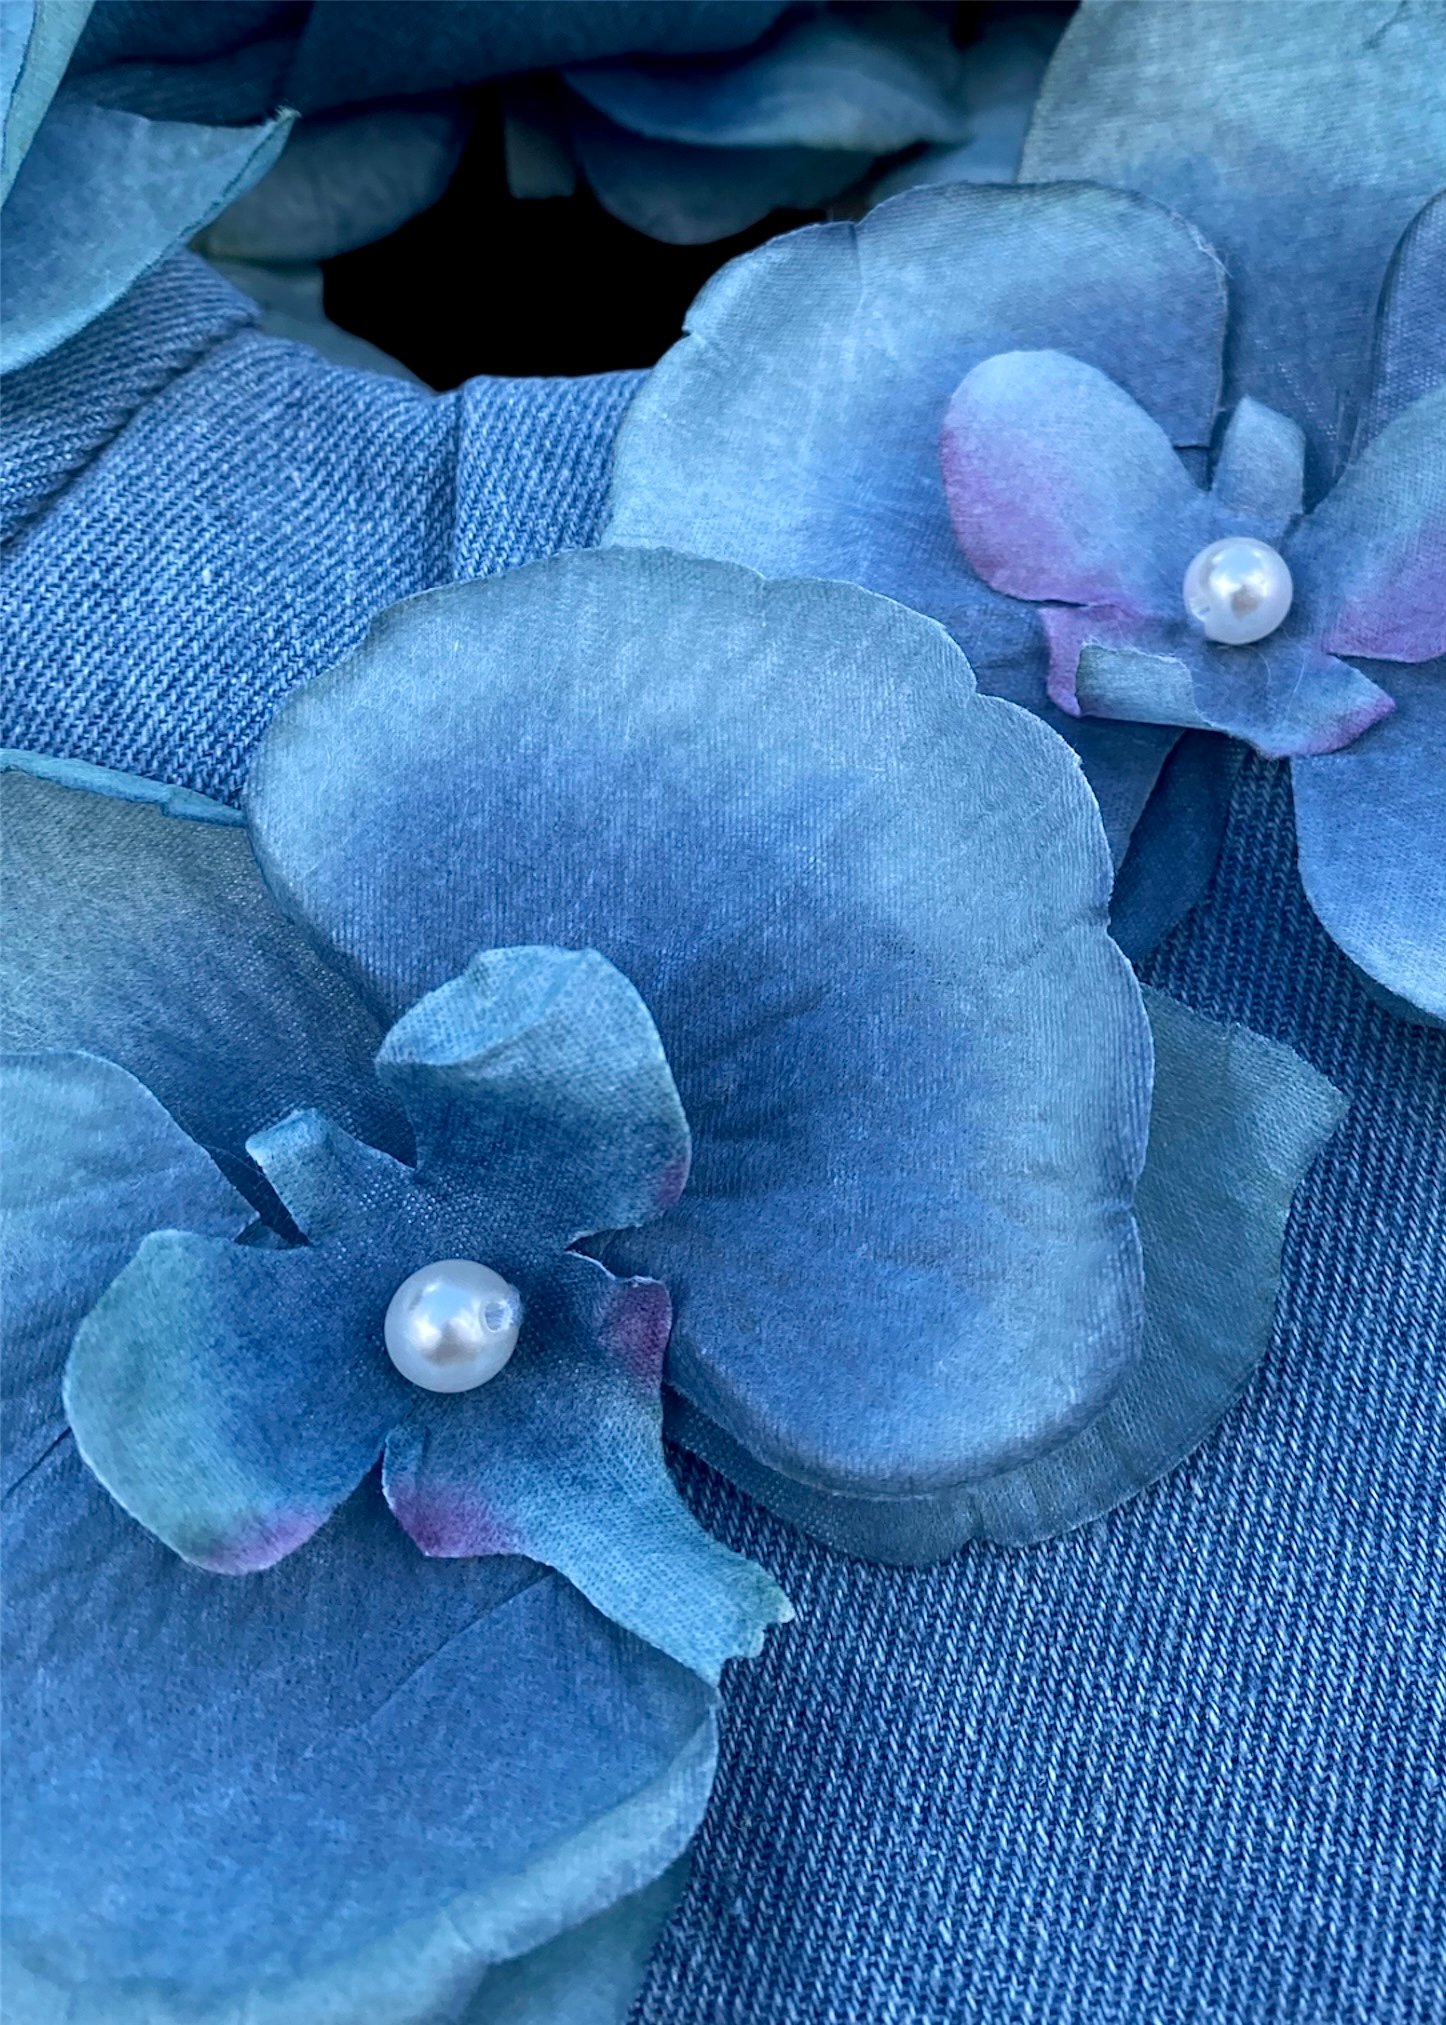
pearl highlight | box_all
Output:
[1183,537,1293,646]
[384,1260,523,1393]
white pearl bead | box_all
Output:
[384,1261,522,1393]
[1183,537,1293,645]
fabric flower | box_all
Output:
[603,7,1446,1013]
[506,3,979,244]
[941,350,1443,762]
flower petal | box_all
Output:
[1209,397,1305,535]
[1293,662,1446,1024]
[0,752,405,1200]
[247,552,1154,1518]
[1022,0,1446,488]
[1293,387,1446,667]
[376,947,690,1245]
[1353,190,1446,448]
[0,1050,251,1495]
[941,349,1206,612]
[5,1445,716,2020]
[66,1212,412,1571]
[1074,638,1395,762]
[0,0,92,200]
[0,87,289,372]
[565,6,974,153]
[605,179,1225,860]
[63,1097,428,1573]
[666,991,1344,1558]
[385,1253,790,1682]
[195,100,469,265]
[570,105,867,244]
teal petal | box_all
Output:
[0,1050,251,1496]
[0,87,290,372]
[0,0,92,199]
[1209,397,1305,534]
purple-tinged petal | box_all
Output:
[1040,603,1162,715]
[383,1252,790,1681]
[1293,387,1446,666]
[375,946,690,1250]
[1293,660,1446,1024]
[941,350,1207,612]
[64,1148,417,1569]
[1210,398,1305,535]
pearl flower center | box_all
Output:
[384,1260,523,1393]
[1183,537,1293,646]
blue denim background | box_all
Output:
[3,262,1443,2025]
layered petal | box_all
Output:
[0,0,92,199]
[377,946,690,1247]
[1073,637,1395,763]
[668,992,1344,1558]
[385,1252,790,1681]
[605,179,1226,861]
[4,1444,715,2022]
[565,5,974,153]
[1293,387,1446,667]
[0,1051,251,1494]
[247,552,1154,1525]
[1353,191,1446,448]
[0,87,288,373]
[0,753,405,1199]
[1209,397,1305,535]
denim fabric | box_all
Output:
[3,265,1443,2025]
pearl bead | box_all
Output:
[1183,537,1293,645]
[384,1261,522,1393]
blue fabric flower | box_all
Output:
[604,17,1446,1012]
[941,351,1442,761]
[6,822,785,1681]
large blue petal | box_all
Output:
[246,551,1154,1521]
[667,990,1344,1559]
[565,5,974,152]
[378,946,691,1245]
[1022,0,1446,493]
[4,1451,717,2022]
[605,179,1226,860]
[0,1050,250,1496]
[1293,662,1446,1026]
[384,1252,791,1682]
[0,86,288,373]
[0,752,405,1199]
